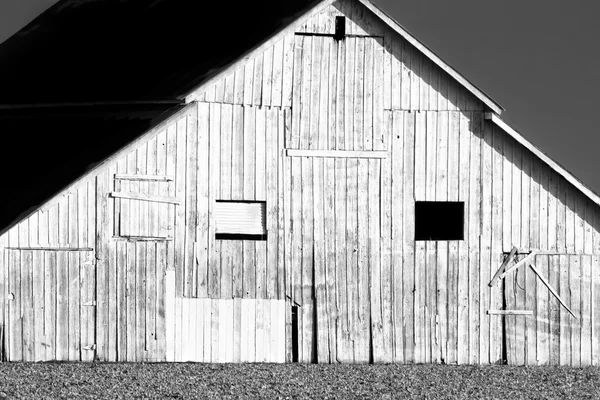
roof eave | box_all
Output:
[357,0,504,115]
[486,112,600,207]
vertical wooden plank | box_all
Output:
[403,111,415,363]
[125,241,136,361]
[266,109,278,300]
[369,158,384,362]
[240,299,249,362]
[344,37,355,150]
[414,111,426,363]
[446,111,459,364]
[307,36,322,150]
[353,38,365,151]
[363,38,374,151]
[135,242,146,361]
[224,299,234,363]
[435,112,448,364]
[571,256,581,366]
[44,251,56,361]
[324,155,338,363]
[271,39,284,108]
[173,298,181,361]
[56,251,67,361]
[559,255,570,365]
[489,125,506,363]
[247,299,256,363]
[592,255,600,365]
[187,108,198,297]
[282,34,295,108]
[202,299,212,363]
[314,156,328,361]
[400,41,411,110]
[536,255,550,365]
[262,46,274,107]
[479,119,493,365]
[224,73,235,104]
[345,157,358,363]
[221,103,235,299]
[243,58,254,106]
[234,67,244,106]
[165,271,175,362]
[301,156,314,363]
[197,103,210,299]
[276,110,286,301]
[253,50,264,106]
[256,299,266,362]
[549,255,560,365]
[391,111,404,363]
[457,111,470,365]
[8,250,22,361]
[468,112,482,364]
[174,116,187,298]
[210,299,219,362]
[243,106,257,298]
[116,241,127,361]
[0,237,5,361]
[290,156,303,360]
[298,35,312,149]
[32,250,44,360]
[334,156,350,362]
[233,297,242,362]
[581,255,592,365]
[380,111,393,363]
[390,36,401,111]
[289,35,304,149]
[21,250,34,361]
[255,107,267,298]
[208,104,221,299]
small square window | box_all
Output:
[215,200,266,240]
[415,201,464,241]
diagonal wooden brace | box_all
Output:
[489,246,518,287]
[498,250,539,280]
[529,263,577,319]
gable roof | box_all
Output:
[184,0,505,116]
[0,0,322,231]
[1,0,599,235]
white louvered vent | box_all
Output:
[215,201,266,235]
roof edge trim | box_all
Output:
[357,0,504,115]
[486,112,600,207]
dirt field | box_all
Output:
[0,362,598,399]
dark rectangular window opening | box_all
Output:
[291,306,299,362]
[415,201,464,241]
[334,16,346,40]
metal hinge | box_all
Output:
[82,301,97,307]
[82,344,97,351]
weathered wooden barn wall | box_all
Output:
[2,0,600,365]
[187,0,600,365]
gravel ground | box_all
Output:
[0,362,598,399]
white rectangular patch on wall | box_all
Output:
[215,201,266,236]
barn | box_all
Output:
[1,0,599,365]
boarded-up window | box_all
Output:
[112,174,176,239]
[215,200,266,240]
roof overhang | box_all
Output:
[485,112,600,207]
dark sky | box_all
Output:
[1,0,599,194]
